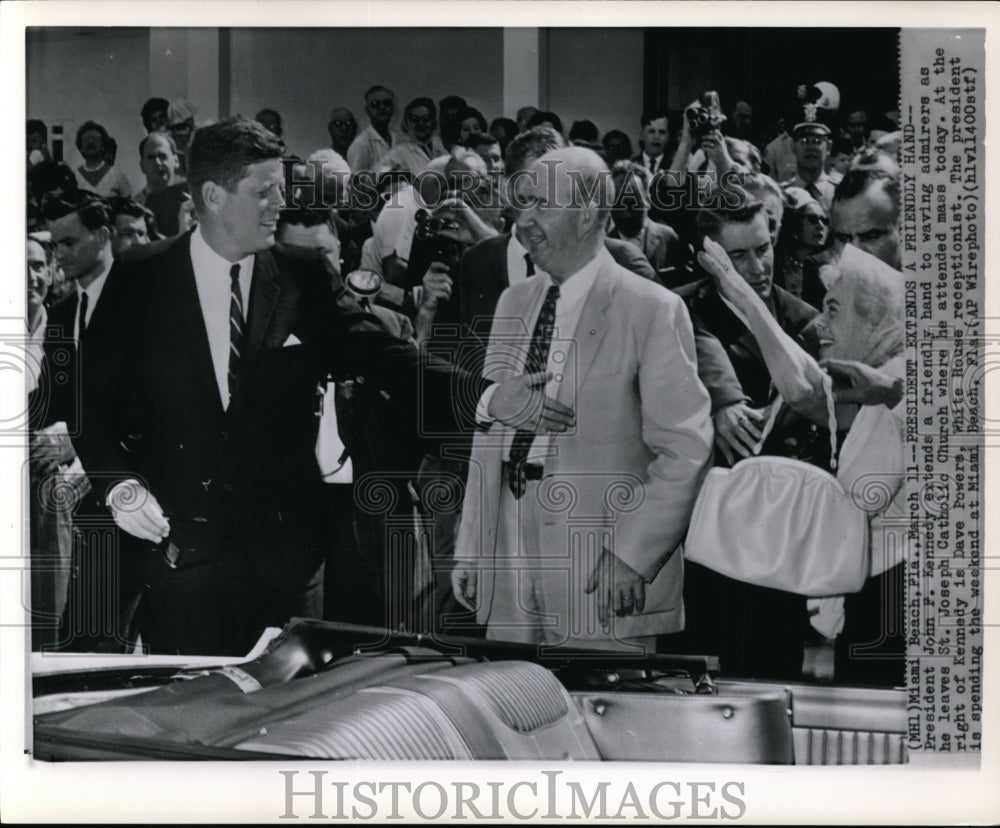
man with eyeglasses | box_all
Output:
[346,85,400,175]
[783,119,835,213]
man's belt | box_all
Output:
[503,460,545,500]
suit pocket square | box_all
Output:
[282,334,303,347]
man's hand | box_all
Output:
[451,562,477,611]
[487,370,576,432]
[30,430,76,476]
[420,262,453,311]
[107,479,170,543]
[713,401,765,465]
[820,358,904,408]
[584,548,646,627]
[700,129,734,175]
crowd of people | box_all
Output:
[25,80,907,686]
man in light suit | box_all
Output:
[76,118,572,656]
[452,147,713,650]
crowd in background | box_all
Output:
[25,78,907,686]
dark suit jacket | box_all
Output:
[76,231,488,590]
[32,292,79,434]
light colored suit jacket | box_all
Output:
[455,248,713,640]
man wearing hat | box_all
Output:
[784,107,835,213]
[167,98,197,178]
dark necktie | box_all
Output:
[228,263,245,399]
[806,182,821,201]
[77,291,89,339]
[524,253,535,277]
[507,284,560,498]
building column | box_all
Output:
[149,28,220,122]
[503,28,547,119]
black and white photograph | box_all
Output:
[2,1,997,823]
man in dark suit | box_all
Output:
[76,118,573,656]
[632,109,671,176]
[32,195,126,652]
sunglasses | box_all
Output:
[368,98,394,110]
[795,136,827,146]
[329,120,354,128]
[408,114,433,125]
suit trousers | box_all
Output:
[486,478,655,654]
[124,525,325,657]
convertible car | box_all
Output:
[32,619,906,764]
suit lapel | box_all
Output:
[556,257,614,409]
[244,248,282,371]
[170,234,225,413]
[498,232,511,287]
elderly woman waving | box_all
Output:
[698,240,907,686]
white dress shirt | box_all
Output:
[73,264,112,345]
[642,152,664,174]
[476,249,602,463]
[520,253,601,464]
[506,232,549,287]
[189,226,253,410]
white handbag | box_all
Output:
[684,377,869,597]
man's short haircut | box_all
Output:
[364,84,393,102]
[526,110,563,134]
[640,109,669,128]
[187,118,284,211]
[489,117,517,138]
[255,108,282,131]
[107,196,151,223]
[833,168,899,217]
[695,197,767,242]
[277,205,330,232]
[465,132,500,151]
[41,189,114,232]
[569,120,599,144]
[75,120,109,152]
[611,159,652,191]
[27,229,54,262]
[27,119,47,140]
[141,97,170,130]
[138,131,179,159]
[505,125,567,176]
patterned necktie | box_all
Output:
[507,284,560,497]
[228,263,245,398]
[524,252,535,277]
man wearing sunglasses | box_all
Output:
[783,118,835,213]
[346,85,400,175]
